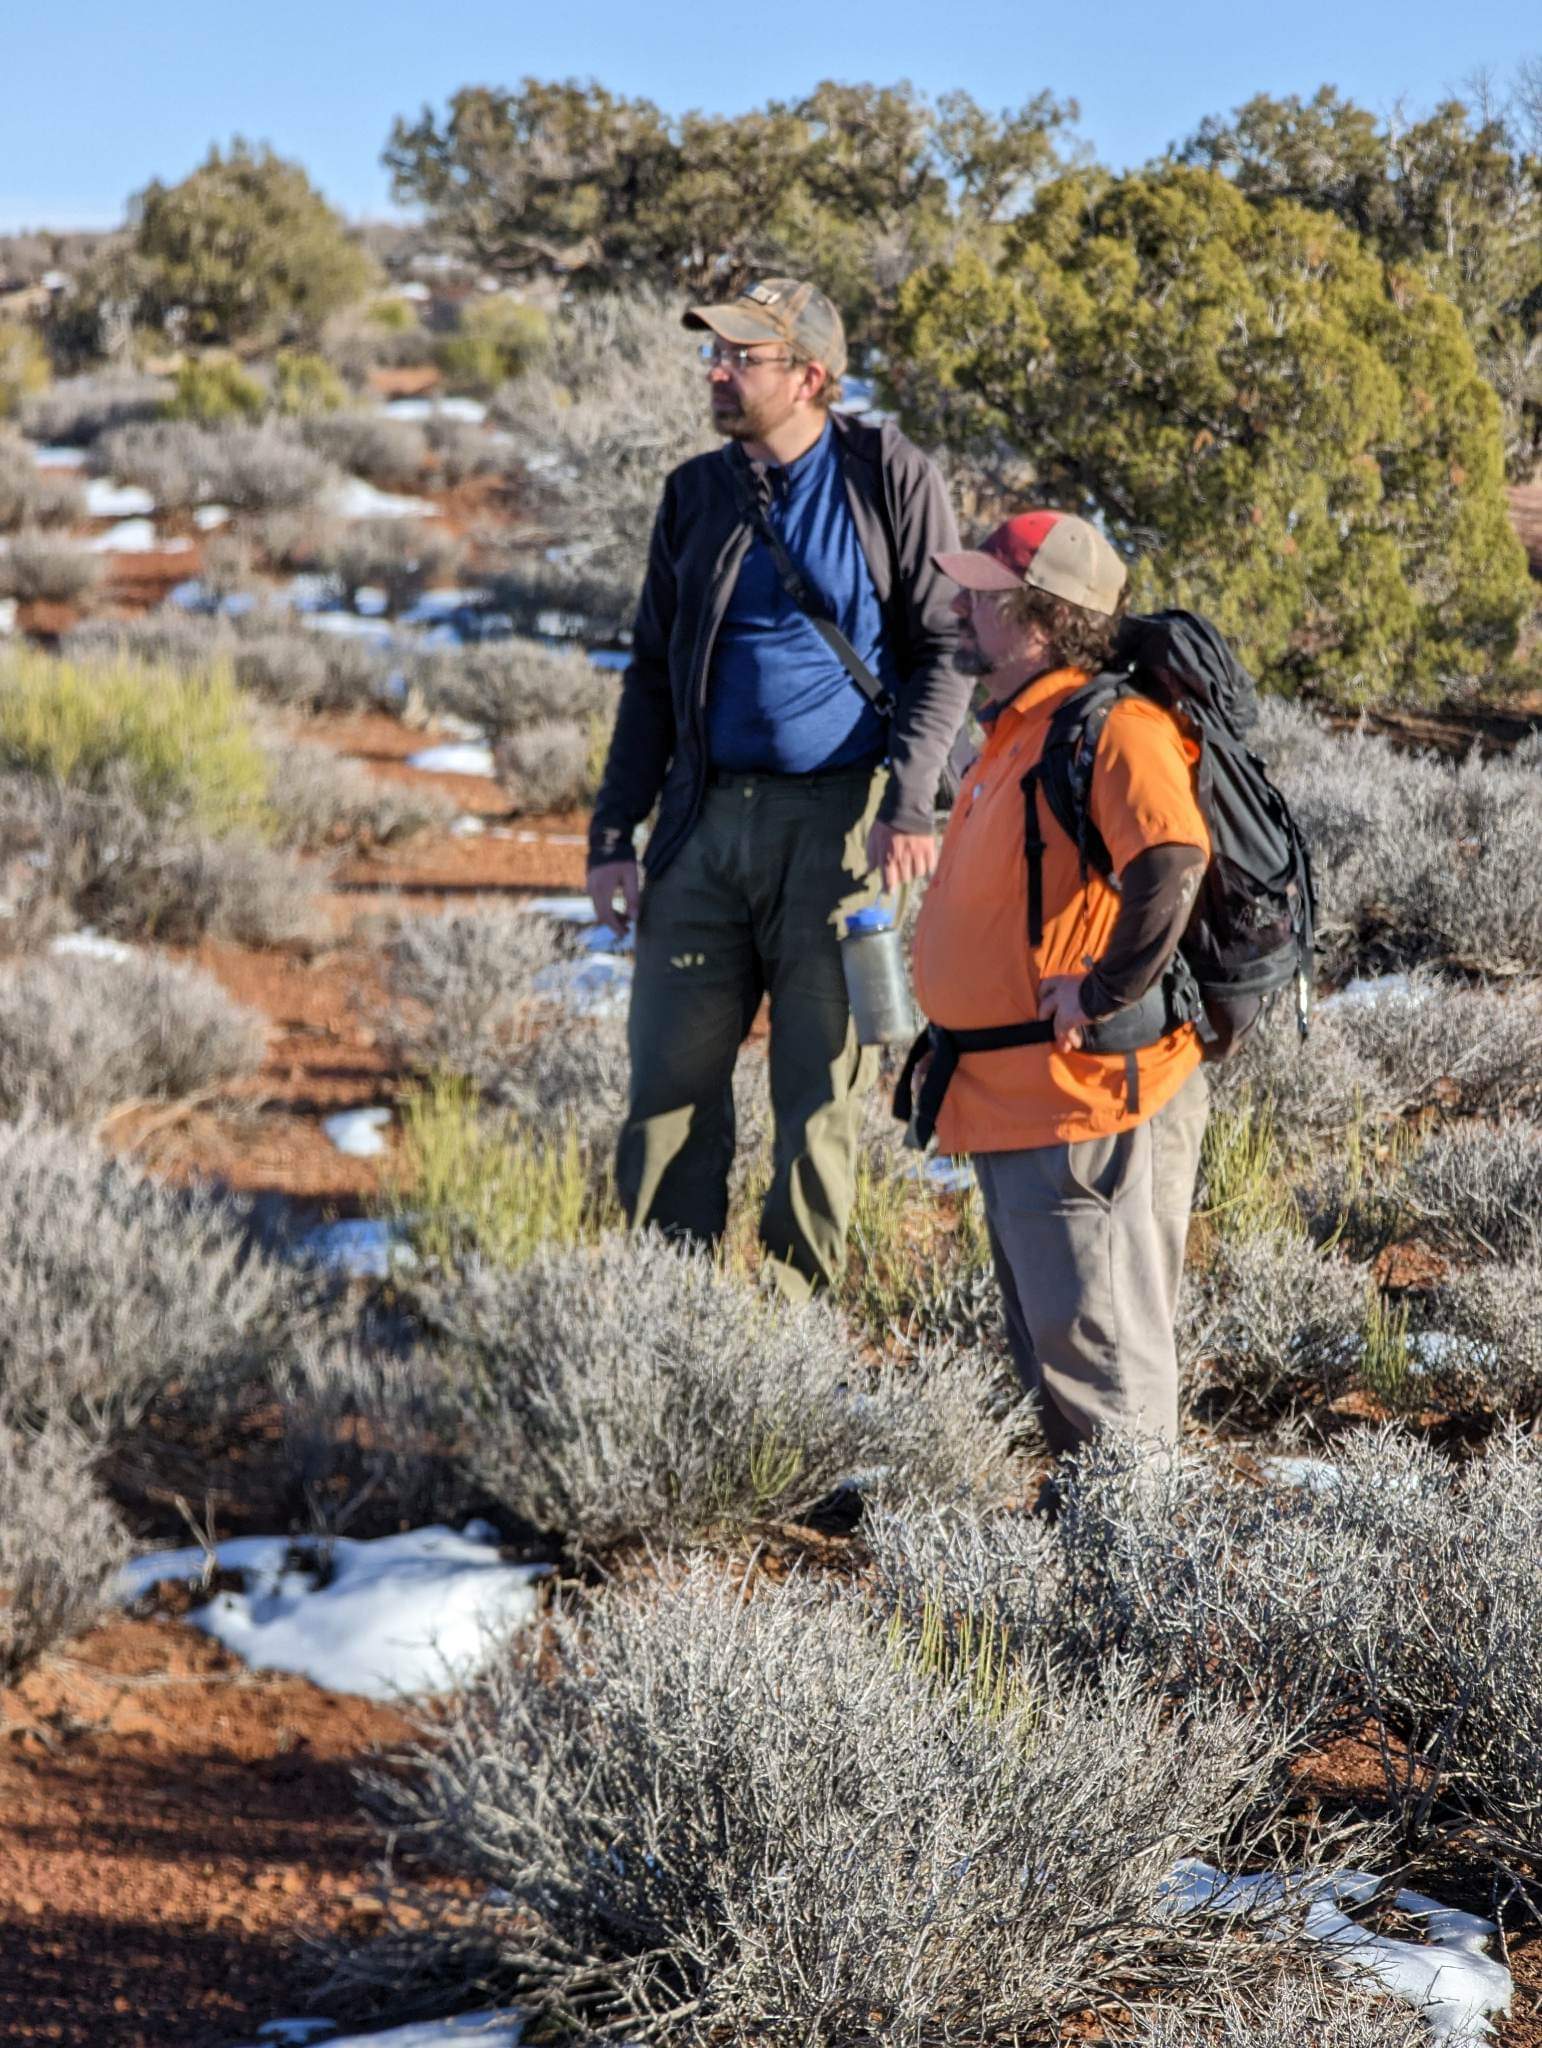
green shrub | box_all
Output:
[0,644,269,834]
[161,355,267,424]
[272,349,348,417]
[386,1071,613,1273]
[436,295,549,394]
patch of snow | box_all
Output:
[193,502,231,530]
[354,585,391,617]
[1318,975,1425,1016]
[533,607,589,639]
[300,612,396,645]
[32,444,87,469]
[579,921,633,955]
[406,742,495,777]
[533,953,633,1020]
[50,928,134,963]
[587,648,630,672]
[1160,1859,1510,2047]
[902,1156,976,1194]
[117,1527,548,1701]
[328,477,437,521]
[245,2016,522,2048]
[84,477,155,517]
[321,1106,392,1159]
[381,396,487,425]
[523,894,597,923]
[394,280,433,303]
[1407,1331,1495,1377]
[295,1216,407,1281]
[434,713,487,742]
[0,597,15,636]
[86,517,191,554]
[450,813,487,837]
[1262,1455,1348,1494]
[400,588,492,623]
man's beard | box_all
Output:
[710,389,786,441]
[953,634,990,675]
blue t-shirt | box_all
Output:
[706,421,896,774]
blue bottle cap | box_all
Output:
[844,902,895,935]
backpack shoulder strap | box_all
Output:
[1018,674,1131,944]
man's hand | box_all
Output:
[866,821,938,894]
[588,859,640,939]
[1037,973,1091,1052]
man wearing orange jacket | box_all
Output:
[907,511,1210,1461]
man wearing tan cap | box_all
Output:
[904,510,1211,1473]
[586,277,967,1298]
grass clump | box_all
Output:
[335,1563,1278,2040]
[0,1421,129,1688]
[0,644,269,835]
[386,1073,612,1275]
[0,951,265,1125]
[1196,1090,1298,1242]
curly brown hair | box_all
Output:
[1000,580,1129,673]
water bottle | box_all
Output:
[840,900,914,1046]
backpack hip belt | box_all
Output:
[892,971,1190,1149]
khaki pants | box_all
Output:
[618,763,885,1299]
[973,1067,1209,1456]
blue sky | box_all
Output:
[1,0,1534,231]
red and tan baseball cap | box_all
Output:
[683,277,847,377]
[935,511,1127,617]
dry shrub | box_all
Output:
[1183,1227,1369,1416]
[334,1563,1279,2040]
[0,765,329,953]
[380,905,563,1089]
[1399,1118,1542,1259]
[1423,1250,1542,1415]
[302,412,428,485]
[493,717,593,811]
[101,419,338,511]
[0,1113,318,1436]
[0,951,265,1124]
[1129,1978,1426,2047]
[0,532,104,604]
[264,736,455,849]
[407,636,613,733]
[314,517,462,616]
[0,1421,129,1686]
[68,611,396,714]
[401,1231,1016,1553]
[19,371,164,446]
[0,434,85,530]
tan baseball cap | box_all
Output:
[683,277,848,378]
[934,511,1127,617]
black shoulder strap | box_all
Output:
[1018,676,1129,944]
[731,457,896,719]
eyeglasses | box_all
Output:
[699,341,799,374]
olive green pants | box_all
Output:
[618,763,885,1299]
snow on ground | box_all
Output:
[1317,974,1424,1015]
[0,598,15,635]
[321,1106,392,1158]
[117,1526,548,1701]
[301,611,397,644]
[84,517,192,554]
[1160,1859,1510,2046]
[328,478,438,521]
[241,2008,525,2045]
[193,502,231,530]
[84,477,155,517]
[902,1156,976,1193]
[31,444,87,468]
[533,953,633,1019]
[296,1216,408,1281]
[50,928,135,962]
[405,742,496,777]
[380,396,488,425]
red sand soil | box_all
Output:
[0,1616,457,2047]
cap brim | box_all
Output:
[682,303,786,345]
[932,549,1022,593]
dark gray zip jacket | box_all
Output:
[587,411,967,878]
